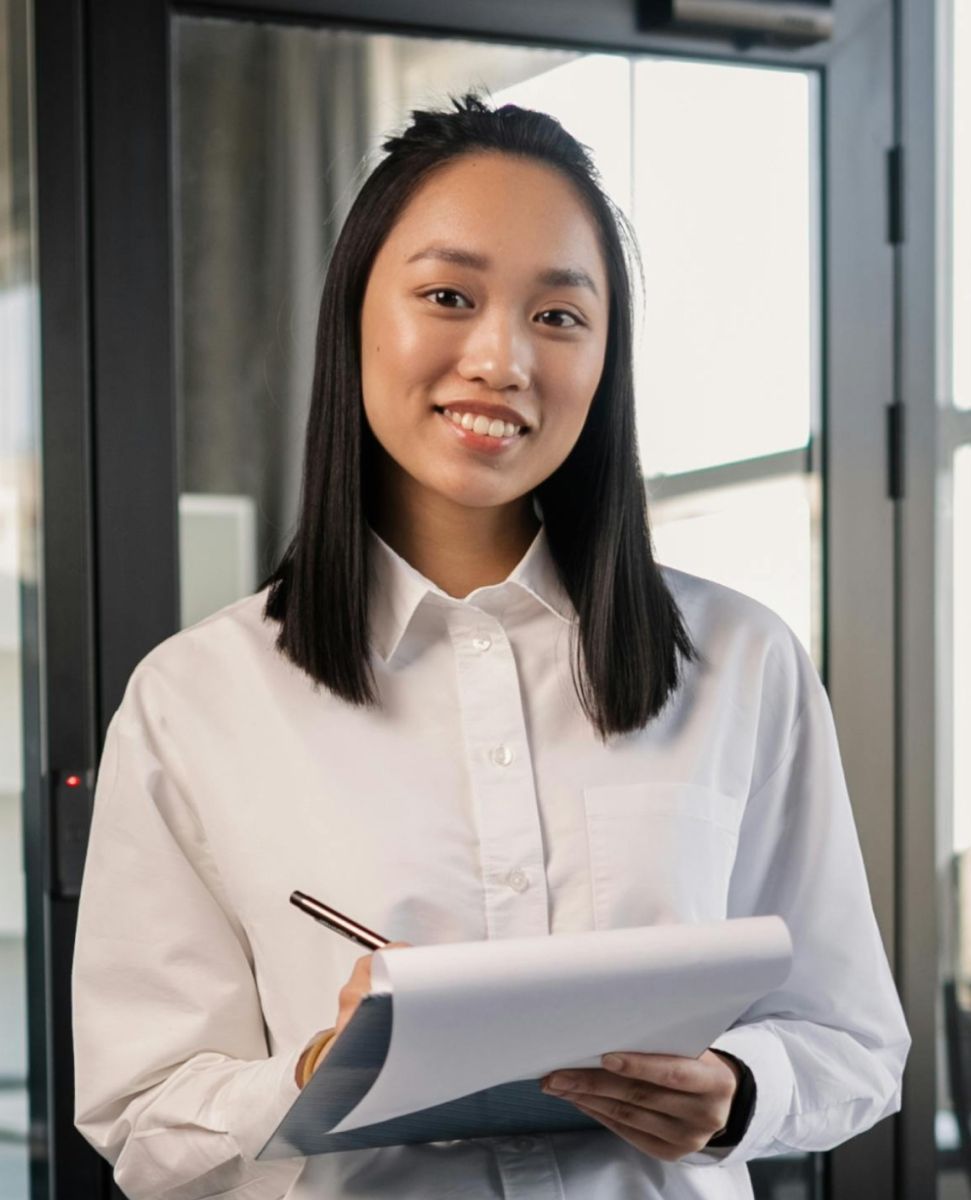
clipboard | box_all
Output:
[257,915,792,1159]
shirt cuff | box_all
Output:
[214,1046,305,1163]
[680,1024,795,1167]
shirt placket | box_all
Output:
[447,601,565,1200]
[448,603,550,942]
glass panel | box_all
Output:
[939,446,971,1200]
[632,60,815,476]
[939,2,971,1193]
[649,473,822,668]
[953,0,970,411]
[172,20,823,1197]
[171,21,578,612]
[0,0,38,1195]
[955,446,971,871]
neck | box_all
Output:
[367,482,541,600]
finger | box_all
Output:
[543,1070,699,1122]
[349,954,374,989]
[600,1052,715,1095]
[566,1091,700,1147]
[551,1075,729,1138]
[339,961,373,1013]
[344,942,411,1003]
[571,1100,706,1163]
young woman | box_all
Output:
[73,92,910,1200]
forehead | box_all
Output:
[380,152,608,286]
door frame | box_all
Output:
[30,1,921,1195]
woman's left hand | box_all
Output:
[540,1049,742,1162]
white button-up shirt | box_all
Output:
[72,520,910,1199]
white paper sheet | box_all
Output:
[330,915,792,1133]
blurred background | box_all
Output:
[0,0,965,1196]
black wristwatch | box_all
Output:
[705,1052,756,1149]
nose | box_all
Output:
[455,310,532,392]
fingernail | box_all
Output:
[602,1053,625,1071]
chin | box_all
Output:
[421,480,525,510]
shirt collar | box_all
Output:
[367,510,575,665]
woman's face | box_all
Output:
[359,151,610,521]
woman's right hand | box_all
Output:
[333,940,413,1039]
[299,941,413,1084]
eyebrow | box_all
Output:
[405,244,600,298]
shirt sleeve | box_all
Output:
[682,635,911,1168]
[72,682,307,1199]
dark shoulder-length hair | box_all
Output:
[260,89,700,743]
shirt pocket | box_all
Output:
[582,782,743,929]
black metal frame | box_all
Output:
[32,2,101,1194]
[28,0,916,1195]
[894,0,941,1192]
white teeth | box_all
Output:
[444,409,522,439]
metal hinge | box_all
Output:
[887,401,905,500]
[887,145,904,245]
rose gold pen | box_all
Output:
[290,889,392,951]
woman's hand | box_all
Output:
[297,941,413,1086]
[333,940,414,1039]
[540,1049,742,1162]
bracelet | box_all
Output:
[299,1028,337,1088]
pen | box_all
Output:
[290,889,392,951]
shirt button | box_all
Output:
[472,634,492,651]
[506,868,529,893]
[491,744,513,766]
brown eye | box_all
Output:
[423,288,472,309]
[537,309,582,329]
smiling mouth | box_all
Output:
[432,406,530,438]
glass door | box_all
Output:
[171,17,824,1197]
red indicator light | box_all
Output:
[65,774,81,788]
